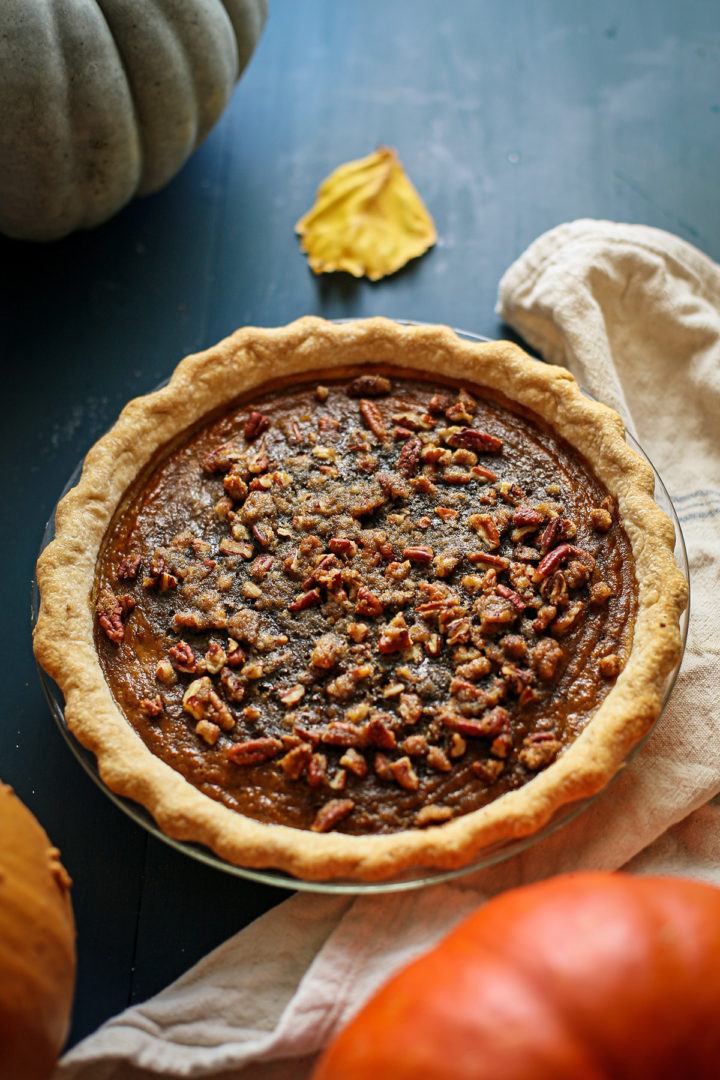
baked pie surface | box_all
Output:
[33,318,687,881]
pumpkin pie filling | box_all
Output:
[94,370,636,837]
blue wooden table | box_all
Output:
[2,0,718,1050]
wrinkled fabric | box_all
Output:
[56,221,720,1079]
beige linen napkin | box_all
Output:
[55,221,720,1080]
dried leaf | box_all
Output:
[295,147,436,281]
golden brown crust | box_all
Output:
[33,318,688,881]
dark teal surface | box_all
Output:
[1,0,718,1050]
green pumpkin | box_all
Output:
[0,0,267,241]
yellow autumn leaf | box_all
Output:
[295,147,436,281]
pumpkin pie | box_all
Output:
[33,318,687,881]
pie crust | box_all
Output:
[33,317,687,881]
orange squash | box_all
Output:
[0,783,75,1080]
[313,872,720,1080]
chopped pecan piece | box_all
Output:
[441,706,510,739]
[468,513,501,548]
[378,613,411,654]
[363,714,397,750]
[512,507,544,527]
[226,737,283,766]
[201,440,243,473]
[472,758,505,783]
[445,427,503,453]
[428,392,453,414]
[224,469,249,502]
[220,666,246,703]
[244,410,271,442]
[360,398,388,441]
[182,676,235,731]
[311,632,347,669]
[402,545,433,563]
[535,543,594,580]
[155,659,177,685]
[590,507,613,532]
[278,684,305,707]
[519,732,562,770]
[329,537,357,559]
[531,639,564,682]
[398,692,424,724]
[346,374,392,397]
[390,756,420,791]
[427,745,452,772]
[195,719,221,746]
[374,752,395,780]
[355,586,384,617]
[432,554,461,580]
[168,641,197,674]
[467,550,510,570]
[139,695,163,718]
[288,588,322,612]
[396,437,422,478]
[496,583,527,613]
[250,555,274,578]
[117,553,141,580]
[339,747,368,777]
[376,470,409,500]
[550,599,585,636]
[310,798,355,832]
[280,742,313,779]
[96,586,134,644]
[401,734,428,756]
[455,655,492,681]
[415,804,453,827]
[599,653,622,679]
[591,583,614,612]
[445,401,474,424]
[220,538,254,559]
[321,722,366,748]
[307,752,328,787]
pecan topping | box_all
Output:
[441,706,510,739]
[339,747,368,777]
[519,733,561,770]
[535,543,594,580]
[168,641,197,673]
[590,507,613,532]
[244,411,270,441]
[96,586,134,644]
[183,677,235,731]
[378,613,412,653]
[445,427,503,453]
[346,374,392,397]
[288,588,322,612]
[415,804,453,826]
[139,695,163,718]
[355,586,384,617]
[280,742,313,779]
[359,399,388,441]
[390,756,419,791]
[117,554,142,580]
[402,546,433,563]
[226,737,283,766]
[599,653,622,679]
[328,537,357,559]
[278,684,306,707]
[310,798,355,832]
[391,437,421,478]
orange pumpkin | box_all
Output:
[0,783,76,1080]
[313,872,720,1080]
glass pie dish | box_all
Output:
[32,323,690,894]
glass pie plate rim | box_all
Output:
[31,321,690,895]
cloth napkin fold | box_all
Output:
[55,221,720,1080]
